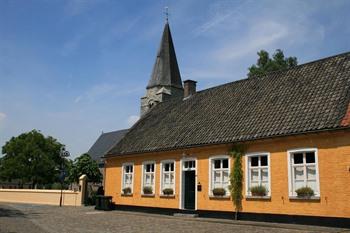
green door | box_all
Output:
[184,170,195,209]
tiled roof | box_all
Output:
[88,129,128,161]
[107,52,350,156]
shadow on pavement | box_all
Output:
[0,206,25,218]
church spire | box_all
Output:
[146,22,183,90]
[140,21,184,116]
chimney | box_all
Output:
[183,80,197,98]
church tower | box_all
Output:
[140,22,184,116]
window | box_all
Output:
[209,156,230,195]
[122,163,134,193]
[246,153,270,196]
[288,149,320,196]
[142,162,155,194]
[183,160,195,169]
[161,161,175,194]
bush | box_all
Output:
[212,187,226,196]
[143,186,153,194]
[295,186,314,198]
[250,185,267,196]
[122,187,132,195]
[162,188,174,195]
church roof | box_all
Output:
[147,23,183,89]
[107,52,350,157]
[88,129,128,162]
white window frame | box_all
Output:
[159,160,176,195]
[141,161,156,195]
[208,155,230,197]
[245,152,271,197]
[287,148,320,197]
[121,162,134,194]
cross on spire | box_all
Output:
[164,6,169,22]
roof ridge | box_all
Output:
[197,51,350,94]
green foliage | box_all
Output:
[68,153,102,183]
[143,186,153,194]
[122,187,131,195]
[248,49,298,78]
[212,187,226,196]
[250,185,267,196]
[162,188,174,195]
[295,186,314,197]
[0,130,66,187]
[51,182,69,190]
[229,144,245,220]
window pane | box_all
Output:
[306,152,315,163]
[250,169,259,182]
[294,166,304,180]
[170,163,174,171]
[164,173,168,183]
[165,163,169,171]
[306,166,316,180]
[170,173,174,184]
[261,156,268,166]
[251,157,259,167]
[214,160,221,169]
[192,161,196,168]
[184,161,188,168]
[293,153,303,164]
[214,171,221,183]
[261,168,268,181]
[125,166,129,173]
[222,159,228,168]
[306,180,317,192]
[130,166,133,173]
[294,180,304,191]
[223,171,229,182]
[151,164,154,172]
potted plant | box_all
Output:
[162,188,174,195]
[212,187,226,196]
[295,186,314,198]
[122,187,132,195]
[143,186,153,195]
[250,185,267,196]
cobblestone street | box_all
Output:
[0,203,348,233]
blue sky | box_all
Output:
[0,0,349,158]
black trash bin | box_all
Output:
[95,195,112,211]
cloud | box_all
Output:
[127,115,139,127]
[64,0,102,16]
[0,112,6,121]
[214,20,289,61]
[74,95,82,103]
[60,33,85,57]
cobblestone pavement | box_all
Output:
[0,203,349,233]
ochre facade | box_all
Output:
[105,130,350,218]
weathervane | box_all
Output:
[164,6,169,22]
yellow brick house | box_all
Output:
[104,22,350,227]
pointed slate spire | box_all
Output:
[147,23,183,90]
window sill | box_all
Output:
[209,195,230,200]
[289,196,320,201]
[246,196,271,200]
[160,194,175,198]
[121,193,133,197]
[141,194,155,197]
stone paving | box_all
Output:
[0,203,349,233]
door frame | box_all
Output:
[179,157,197,210]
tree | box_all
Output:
[0,130,65,188]
[68,153,102,183]
[248,49,298,78]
